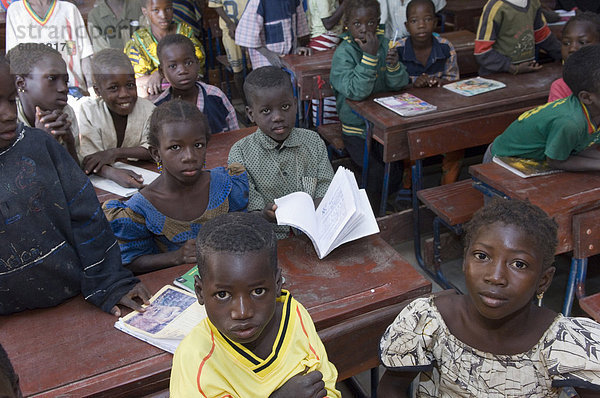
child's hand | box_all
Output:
[296,46,312,56]
[355,31,379,56]
[82,149,118,174]
[385,46,399,67]
[413,74,430,88]
[269,370,326,398]
[263,49,284,68]
[107,167,145,189]
[35,107,72,139]
[510,61,543,75]
[262,203,278,223]
[175,239,197,265]
[146,72,163,96]
[111,282,151,317]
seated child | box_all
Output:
[330,0,409,208]
[235,0,312,68]
[87,0,143,52]
[125,0,205,97]
[0,55,150,317]
[77,49,156,188]
[228,66,334,239]
[8,43,80,162]
[475,0,562,76]
[170,212,341,397]
[378,198,600,397]
[377,0,446,40]
[5,0,94,97]
[154,34,239,134]
[548,12,600,102]
[0,343,21,398]
[208,0,249,105]
[398,0,462,185]
[103,100,248,273]
[487,44,600,172]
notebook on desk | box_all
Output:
[374,93,437,117]
[443,77,506,96]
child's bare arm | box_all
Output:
[321,2,345,31]
[126,239,197,273]
[509,60,543,75]
[547,146,600,172]
[256,47,284,67]
[97,166,145,188]
[36,108,79,163]
[378,370,417,398]
[136,72,163,97]
[82,146,151,174]
[269,370,326,398]
[110,282,151,317]
[213,6,237,39]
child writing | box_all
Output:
[77,49,156,188]
[87,0,143,52]
[398,0,462,185]
[330,0,409,209]
[0,55,150,317]
[548,12,600,103]
[153,34,239,134]
[103,100,248,273]
[475,0,562,76]
[228,66,334,239]
[8,43,80,162]
[378,198,600,397]
[170,212,341,397]
[234,0,312,68]
[125,0,205,97]
[486,44,600,172]
[377,0,446,40]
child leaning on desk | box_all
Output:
[474,0,562,76]
[486,45,600,172]
[378,198,600,397]
[170,212,341,398]
[77,49,155,189]
[228,66,334,240]
[330,0,409,210]
[0,56,151,317]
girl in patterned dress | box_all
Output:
[103,100,248,274]
[379,199,600,397]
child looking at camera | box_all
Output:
[170,212,340,397]
[154,35,239,134]
[77,49,155,189]
[330,0,409,208]
[548,12,600,102]
[378,199,600,397]
[0,55,150,317]
[125,0,205,97]
[228,66,334,239]
[8,44,80,162]
[103,100,248,274]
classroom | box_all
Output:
[2,0,600,397]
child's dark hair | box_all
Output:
[142,0,172,8]
[563,44,600,95]
[7,43,63,76]
[464,198,558,269]
[406,0,436,18]
[243,66,293,106]
[195,212,278,278]
[563,11,600,39]
[91,49,134,81]
[148,99,210,147]
[344,0,381,22]
[157,34,197,64]
[0,342,20,397]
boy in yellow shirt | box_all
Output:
[170,213,340,398]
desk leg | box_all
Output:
[283,68,301,127]
[563,257,587,316]
[361,120,373,189]
[379,162,391,216]
[371,367,379,398]
[576,257,588,299]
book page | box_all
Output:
[89,162,159,197]
[275,191,319,237]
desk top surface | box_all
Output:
[347,63,561,136]
[0,234,430,397]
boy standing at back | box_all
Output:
[170,212,340,397]
[488,44,600,171]
[228,67,334,239]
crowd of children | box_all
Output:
[3,0,600,396]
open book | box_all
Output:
[443,77,506,96]
[493,156,563,178]
[89,162,160,197]
[274,167,379,259]
[374,93,437,116]
[114,285,206,353]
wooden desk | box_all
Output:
[469,162,600,315]
[346,63,561,213]
[442,0,487,32]
[0,234,430,397]
[93,127,257,203]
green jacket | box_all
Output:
[330,31,409,138]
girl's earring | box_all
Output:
[536,291,544,307]
[156,160,163,174]
[17,87,24,93]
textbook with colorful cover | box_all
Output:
[374,93,437,116]
[114,285,206,353]
[174,267,197,293]
[443,77,506,96]
[274,167,380,259]
[492,156,563,178]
